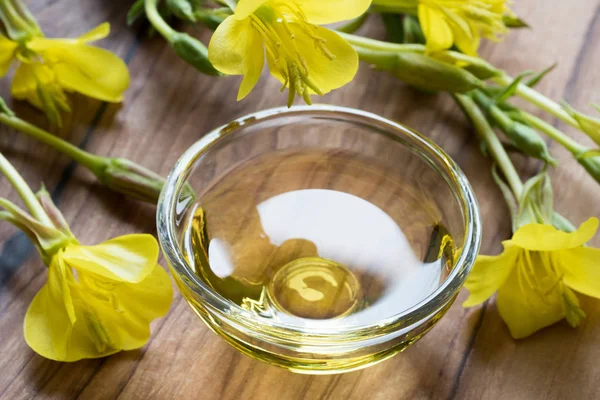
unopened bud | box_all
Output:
[373,51,483,93]
[101,158,166,203]
[473,90,556,164]
[166,0,196,21]
[433,52,501,80]
[100,158,195,204]
[170,32,221,76]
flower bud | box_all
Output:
[432,52,501,80]
[101,158,167,203]
[99,158,196,204]
[170,32,221,76]
[166,0,196,21]
[372,51,483,93]
[472,90,556,164]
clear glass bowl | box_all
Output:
[157,105,481,374]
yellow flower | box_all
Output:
[464,218,600,339]
[24,234,173,361]
[417,0,510,55]
[0,23,129,125]
[208,0,371,105]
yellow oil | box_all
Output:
[180,149,457,371]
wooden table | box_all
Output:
[1,1,599,399]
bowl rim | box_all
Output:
[157,104,481,338]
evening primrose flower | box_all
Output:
[208,0,372,106]
[0,23,129,126]
[25,235,172,361]
[417,0,511,55]
[464,218,600,339]
[0,154,172,361]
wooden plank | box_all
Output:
[0,0,598,399]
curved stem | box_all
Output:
[144,0,176,40]
[494,73,579,130]
[0,153,52,225]
[520,111,587,155]
[0,113,107,176]
[454,93,524,197]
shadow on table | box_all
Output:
[458,296,600,398]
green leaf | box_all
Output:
[496,72,531,103]
[127,0,146,26]
[524,64,556,88]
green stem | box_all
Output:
[341,32,496,73]
[0,113,107,176]
[0,152,52,225]
[339,31,425,52]
[353,45,390,65]
[144,0,176,40]
[454,93,524,197]
[494,73,579,130]
[520,111,587,155]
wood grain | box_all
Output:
[1,1,599,399]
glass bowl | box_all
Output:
[157,105,481,374]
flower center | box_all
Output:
[251,2,334,105]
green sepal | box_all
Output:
[563,103,600,147]
[503,14,530,28]
[552,212,577,233]
[516,171,554,229]
[491,164,519,231]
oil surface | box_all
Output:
[182,149,456,328]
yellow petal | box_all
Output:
[559,247,600,299]
[512,218,599,252]
[450,21,479,56]
[463,243,519,307]
[77,22,110,43]
[0,35,17,77]
[295,0,372,25]
[418,4,454,53]
[60,302,121,362]
[208,16,264,100]
[62,234,159,283]
[267,24,358,95]
[29,39,130,102]
[234,0,270,19]
[24,254,75,361]
[11,63,40,105]
[496,256,565,339]
[63,265,173,361]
